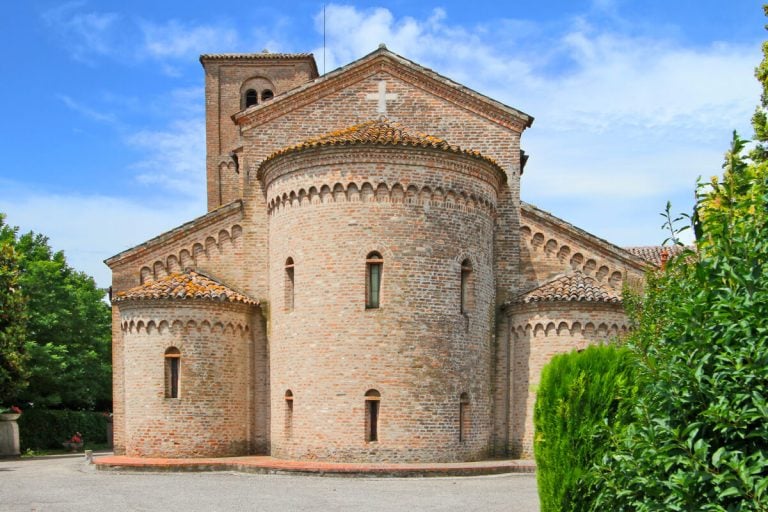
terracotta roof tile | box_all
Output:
[200,52,314,60]
[261,119,500,169]
[624,245,687,267]
[113,270,257,306]
[514,271,621,304]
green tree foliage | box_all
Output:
[590,134,768,510]
[0,216,111,410]
[534,345,637,512]
[0,214,29,404]
[752,5,768,160]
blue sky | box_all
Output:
[0,1,764,287]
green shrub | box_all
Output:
[534,344,637,512]
[18,409,108,450]
[590,135,768,510]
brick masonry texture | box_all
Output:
[106,47,658,462]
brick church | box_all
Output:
[106,46,660,462]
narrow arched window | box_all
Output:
[245,89,258,107]
[165,347,181,398]
[366,252,383,309]
[285,257,295,311]
[459,392,470,442]
[365,389,381,442]
[285,390,294,438]
[460,259,472,314]
[261,89,274,101]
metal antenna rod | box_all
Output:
[323,3,326,75]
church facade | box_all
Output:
[106,46,657,462]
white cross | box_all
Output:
[365,80,398,115]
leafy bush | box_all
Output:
[590,135,768,510]
[534,344,637,512]
[18,409,108,450]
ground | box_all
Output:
[0,454,540,511]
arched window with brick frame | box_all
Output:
[285,257,295,311]
[460,258,473,314]
[284,390,294,438]
[459,392,470,442]
[366,252,383,309]
[164,347,181,398]
[365,389,381,442]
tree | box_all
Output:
[0,214,29,404]
[0,215,111,410]
[590,119,768,512]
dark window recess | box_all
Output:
[245,89,258,107]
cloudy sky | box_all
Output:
[0,1,764,288]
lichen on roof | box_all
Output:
[512,271,621,305]
[261,118,500,169]
[113,270,257,306]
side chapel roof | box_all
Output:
[259,118,502,172]
[512,271,622,305]
[624,245,687,267]
[113,270,257,306]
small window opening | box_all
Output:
[365,389,381,442]
[460,259,473,314]
[459,392,470,442]
[261,89,274,101]
[165,347,181,399]
[366,252,383,309]
[285,390,294,438]
[285,257,295,312]
[245,89,258,107]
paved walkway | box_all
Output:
[0,454,541,511]
[96,454,536,477]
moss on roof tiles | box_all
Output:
[261,118,500,169]
[113,270,257,306]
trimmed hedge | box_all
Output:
[534,345,637,512]
[17,409,108,450]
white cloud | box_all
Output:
[127,118,206,200]
[42,2,121,63]
[0,183,203,288]
[58,94,121,126]
[139,19,240,60]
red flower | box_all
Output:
[10,406,21,414]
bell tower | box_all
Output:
[199,52,319,211]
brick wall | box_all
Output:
[201,56,318,211]
[118,300,257,458]
[263,144,503,462]
[505,302,630,457]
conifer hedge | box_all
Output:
[534,345,637,512]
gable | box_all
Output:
[232,47,533,178]
[235,47,532,132]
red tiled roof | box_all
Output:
[514,271,621,304]
[113,270,257,305]
[624,245,687,267]
[261,119,500,169]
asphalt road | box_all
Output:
[0,454,540,511]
